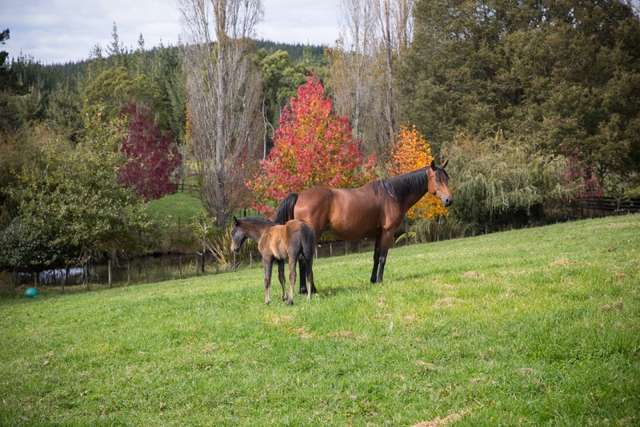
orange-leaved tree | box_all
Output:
[247,76,376,215]
[388,125,448,220]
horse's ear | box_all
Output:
[442,159,449,169]
[430,160,436,170]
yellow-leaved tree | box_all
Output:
[388,125,448,220]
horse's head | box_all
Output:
[230,217,248,253]
[427,160,452,207]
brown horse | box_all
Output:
[274,161,452,291]
[230,217,316,304]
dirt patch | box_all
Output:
[202,342,216,354]
[550,258,573,267]
[290,327,313,339]
[517,367,535,376]
[433,297,461,308]
[415,360,439,371]
[265,314,294,326]
[327,330,355,339]
[462,271,481,279]
[402,313,418,324]
[601,300,624,311]
[412,408,470,427]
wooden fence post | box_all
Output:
[108,258,112,288]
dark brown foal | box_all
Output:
[231,217,316,304]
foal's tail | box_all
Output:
[274,193,298,224]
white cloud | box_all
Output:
[2,0,339,64]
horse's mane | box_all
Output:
[373,167,448,203]
[374,169,427,202]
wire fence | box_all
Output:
[6,238,379,292]
[3,197,638,294]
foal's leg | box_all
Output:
[277,260,286,301]
[306,259,315,301]
[263,257,274,304]
[287,255,297,305]
[371,235,381,283]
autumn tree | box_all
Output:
[118,104,182,201]
[388,125,447,220]
[248,76,376,214]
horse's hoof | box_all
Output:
[299,288,308,295]
[286,299,294,305]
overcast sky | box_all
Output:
[2,0,341,64]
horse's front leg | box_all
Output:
[375,230,394,283]
[263,257,274,304]
[277,260,286,301]
[371,235,381,283]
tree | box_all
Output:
[443,132,574,232]
[399,0,640,182]
[248,76,376,214]
[0,124,149,273]
[81,66,158,126]
[119,103,182,201]
[388,125,447,220]
[329,0,414,162]
[257,49,307,158]
[181,0,264,226]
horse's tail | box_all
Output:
[274,193,298,224]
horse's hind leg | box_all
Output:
[298,260,307,294]
[277,261,286,301]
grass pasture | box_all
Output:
[1,215,639,426]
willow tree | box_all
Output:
[181,0,263,226]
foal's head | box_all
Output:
[427,160,453,207]
[230,217,248,253]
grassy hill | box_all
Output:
[1,215,639,425]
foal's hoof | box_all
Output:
[286,299,294,306]
[299,288,308,295]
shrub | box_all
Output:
[444,132,575,231]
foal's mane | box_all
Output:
[238,216,274,227]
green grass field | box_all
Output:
[1,215,639,426]
[146,192,204,226]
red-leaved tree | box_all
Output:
[119,104,182,201]
[248,76,376,214]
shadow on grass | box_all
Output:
[309,281,371,299]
